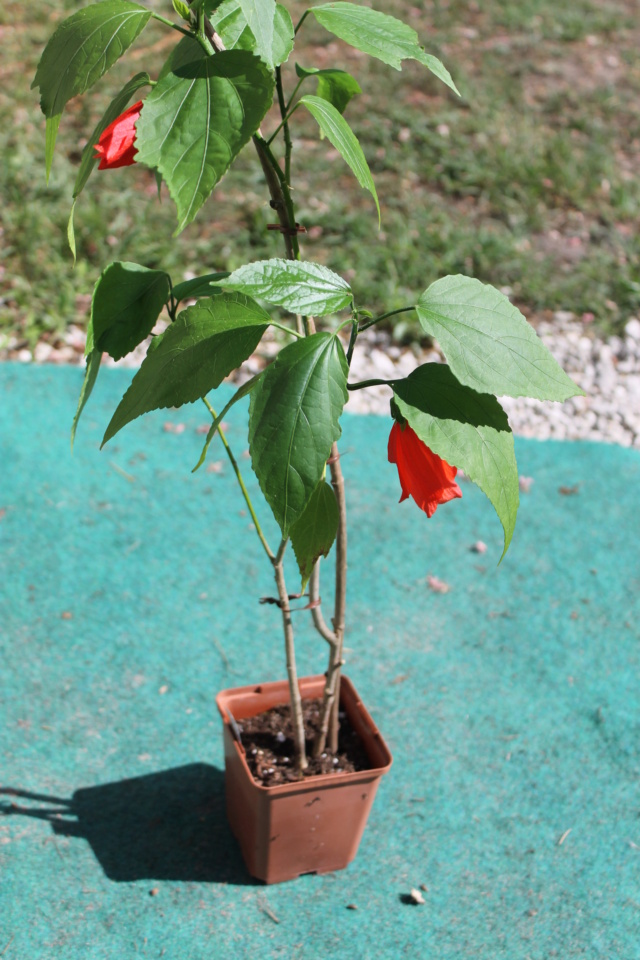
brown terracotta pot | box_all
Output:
[216,674,393,884]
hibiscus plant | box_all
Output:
[33,0,582,777]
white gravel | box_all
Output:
[2,310,639,448]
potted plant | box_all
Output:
[33,0,582,883]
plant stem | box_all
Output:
[251,62,349,768]
[150,12,193,39]
[358,305,416,332]
[269,320,303,339]
[294,10,310,35]
[252,134,299,261]
[308,561,339,645]
[201,398,275,562]
[346,316,359,366]
[273,67,296,185]
[347,377,395,391]
[284,78,305,114]
[312,442,347,755]
[273,540,308,773]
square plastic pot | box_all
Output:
[216,674,392,884]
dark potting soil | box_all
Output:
[238,698,372,786]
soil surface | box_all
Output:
[238,699,372,786]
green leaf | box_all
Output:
[248,333,348,535]
[91,262,171,361]
[299,95,380,223]
[45,116,61,184]
[67,200,77,264]
[135,51,275,233]
[236,0,277,68]
[311,2,459,93]
[172,0,192,20]
[417,275,584,401]
[158,35,206,80]
[192,371,265,471]
[290,480,339,590]
[212,0,294,66]
[393,363,519,558]
[225,258,353,315]
[272,4,295,65]
[103,292,270,445]
[32,1,151,171]
[172,272,230,302]
[414,51,460,95]
[211,0,252,48]
[295,64,361,114]
[71,350,103,450]
[73,72,151,200]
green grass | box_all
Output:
[2,0,639,350]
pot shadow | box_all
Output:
[1,762,256,885]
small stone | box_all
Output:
[427,575,450,594]
[471,541,487,554]
[625,318,640,341]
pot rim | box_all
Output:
[216,674,393,795]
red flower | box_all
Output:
[93,101,143,170]
[388,421,462,518]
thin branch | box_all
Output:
[312,443,347,756]
[346,317,359,366]
[308,561,339,646]
[294,10,310,35]
[273,540,308,773]
[150,12,193,39]
[201,398,275,562]
[347,377,395,391]
[270,319,303,339]
[358,305,416,332]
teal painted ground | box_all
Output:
[1,363,639,959]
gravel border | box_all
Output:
[2,311,639,448]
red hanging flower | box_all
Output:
[93,101,143,170]
[388,420,462,518]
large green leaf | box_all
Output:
[73,72,151,200]
[393,363,519,558]
[90,262,171,362]
[299,95,380,223]
[295,63,361,114]
[290,480,339,590]
[225,258,353,315]
[103,293,270,444]
[212,0,294,66]
[135,51,274,233]
[71,349,103,450]
[32,0,151,177]
[311,2,459,93]
[248,333,349,535]
[417,275,584,402]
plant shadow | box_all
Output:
[1,762,256,885]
